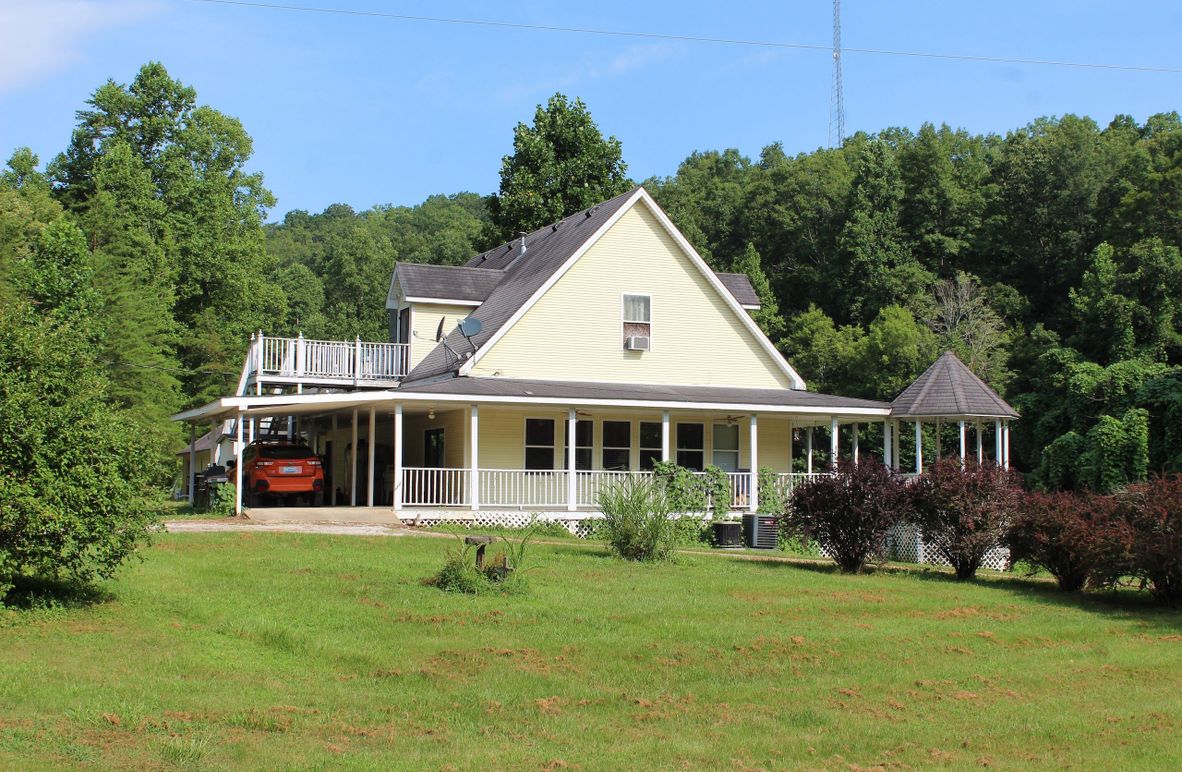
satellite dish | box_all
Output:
[435,317,445,342]
[458,318,483,338]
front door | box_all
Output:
[425,428,445,468]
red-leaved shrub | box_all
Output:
[1117,475,1182,606]
[910,459,1022,580]
[783,460,910,573]
[1007,490,1132,592]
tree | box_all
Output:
[50,62,283,405]
[779,305,864,395]
[487,94,630,241]
[730,243,784,339]
[928,271,1011,389]
[859,305,938,399]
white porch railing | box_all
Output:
[403,467,469,506]
[575,470,653,507]
[480,469,569,509]
[246,333,409,385]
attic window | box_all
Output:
[622,294,651,348]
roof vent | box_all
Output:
[518,231,528,256]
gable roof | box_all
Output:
[891,351,1019,419]
[403,187,805,389]
[715,273,761,308]
[388,263,503,306]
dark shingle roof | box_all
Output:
[404,187,641,382]
[891,351,1018,419]
[404,376,890,411]
[396,262,503,303]
[715,272,761,307]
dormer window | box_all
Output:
[622,294,651,350]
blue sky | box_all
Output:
[1,1,1179,220]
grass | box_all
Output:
[1,533,1180,769]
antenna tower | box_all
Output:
[828,0,845,147]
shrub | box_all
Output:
[1007,490,1131,591]
[910,459,1022,580]
[1117,474,1182,605]
[429,528,535,594]
[596,476,678,561]
[782,460,909,573]
[651,461,707,513]
[757,467,787,515]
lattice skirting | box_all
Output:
[885,524,1011,571]
[406,512,1010,571]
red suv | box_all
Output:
[241,441,325,506]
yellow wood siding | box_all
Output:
[409,303,473,370]
[472,205,793,388]
[403,408,466,468]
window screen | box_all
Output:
[602,420,632,471]
[639,421,662,470]
[676,423,704,471]
[525,418,555,470]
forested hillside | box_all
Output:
[3,62,1181,492]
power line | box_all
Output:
[188,0,1182,75]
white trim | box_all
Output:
[403,296,483,307]
[176,388,894,422]
[458,188,646,376]
[457,189,807,389]
[740,304,761,311]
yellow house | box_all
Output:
[174,187,1015,525]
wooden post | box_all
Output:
[882,421,891,469]
[748,414,759,513]
[806,427,814,475]
[470,405,480,510]
[393,403,403,512]
[829,417,839,469]
[350,409,358,506]
[852,423,859,464]
[995,419,1003,467]
[915,421,923,475]
[331,411,338,504]
[1003,421,1010,470]
[976,421,983,464]
[567,408,577,512]
[367,407,376,507]
[661,411,671,463]
[234,411,244,515]
[959,420,966,469]
[187,423,197,505]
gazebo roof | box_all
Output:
[891,351,1018,420]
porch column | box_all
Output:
[892,420,901,471]
[234,411,244,515]
[829,417,839,470]
[959,420,966,469]
[210,419,218,466]
[787,419,794,474]
[247,417,254,445]
[852,423,859,464]
[976,421,983,464]
[350,409,359,506]
[806,427,814,475]
[661,411,671,463]
[367,407,376,507]
[330,412,338,504]
[1003,421,1011,470]
[470,405,480,510]
[748,414,759,513]
[187,423,196,505]
[915,421,923,475]
[935,419,942,461]
[567,408,577,512]
[393,403,403,512]
[995,419,1003,467]
[883,421,891,469]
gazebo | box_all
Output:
[888,351,1018,473]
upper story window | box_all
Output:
[622,294,651,349]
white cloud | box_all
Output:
[0,0,158,94]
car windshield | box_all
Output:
[258,446,315,460]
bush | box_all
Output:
[910,459,1022,580]
[0,304,159,601]
[1007,490,1131,591]
[429,528,535,595]
[782,460,909,573]
[596,475,679,561]
[1117,474,1182,605]
[651,461,707,513]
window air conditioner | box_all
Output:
[625,336,650,351]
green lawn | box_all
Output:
[2,533,1180,769]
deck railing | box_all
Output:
[246,333,409,385]
[394,468,838,510]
